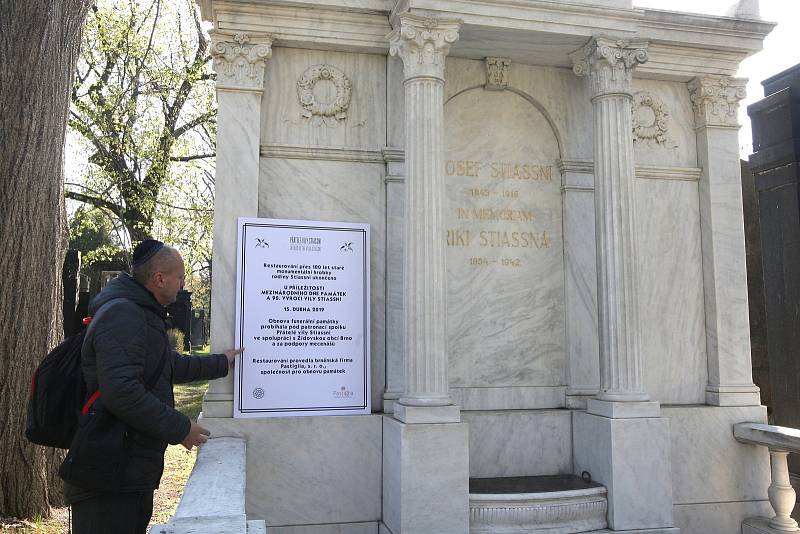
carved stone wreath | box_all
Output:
[296,64,352,126]
[632,91,669,145]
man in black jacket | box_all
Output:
[65,240,241,534]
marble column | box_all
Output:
[202,31,272,418]
[689,76,761,407]
[388,14,462,424]
[571,37,659,416]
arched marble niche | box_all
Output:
[444,88,565,392]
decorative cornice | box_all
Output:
[636,165,701,181]
[688,75,747,128]
[209,31,273,92]
[558,159,594,175]
[558,159,701,182]
[382,147,405,162]
[260,144,384,163]
[388,14,462,80]
[485,57,511,91]
[570,36,648,98]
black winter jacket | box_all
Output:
[64,273,228,503]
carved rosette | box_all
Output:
[570,37,648,98]
[688,76,746,128]
[632,91,669,145]
[209,31,273,91]
[296,64,352,126]
[388,14,462,80]
[485,57,511,91]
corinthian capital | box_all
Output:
[570,37,648,98]
[209,31,273,92]
[688,76,747,128]
[388,14,461,80]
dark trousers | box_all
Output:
[71,491,154,534]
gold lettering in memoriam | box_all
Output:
[456,207,534,222]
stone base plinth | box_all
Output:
[573,412,675,531]
[382,417,469,534]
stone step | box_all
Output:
[469,475,608,534]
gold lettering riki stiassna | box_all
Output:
[446,229,550,249]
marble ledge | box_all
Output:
[261,144,385,163]
[742,517,800,534]
[587,399,661,419]
[559,159,701,181]
[734,423,800,453]
[393,403,461,424]
[214,5,390,54]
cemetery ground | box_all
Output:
[0,366,211,533]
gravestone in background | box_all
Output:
[75,275,90,332]
[749,62,800,472]
[191,309,207,348]
[167,289,192,352]
[62,249,80,338]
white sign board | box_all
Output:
[233,218,370,418]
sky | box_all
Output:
[632,0,800,156]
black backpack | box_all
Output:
[26,298,124,449]
[25,323,90,448]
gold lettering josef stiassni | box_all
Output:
[446,159,553,182]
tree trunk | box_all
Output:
[0,0,92,518]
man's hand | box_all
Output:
[224,347,244,368]
[181,422,211,450]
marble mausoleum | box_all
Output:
[153,0,794,532]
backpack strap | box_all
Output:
[81,298,168,414]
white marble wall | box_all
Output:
[562,168,600,408]
[631,79,698,169]
[634,175,707,404]
[444,86,566,392]
[663,405,770,505]
[383,178,404,412]
[201,415,382,526]
[629,77,706,405]
[261,47,386,150]
[668,405,773,533]
[258,158,386,409]
[463,410,572,478]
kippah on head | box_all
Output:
[132,239,164,268]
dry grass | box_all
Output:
[1,378,209,533]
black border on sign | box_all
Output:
[238,222,369,413]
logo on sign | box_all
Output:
[333,386,353,399]
[253,387,265,399]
